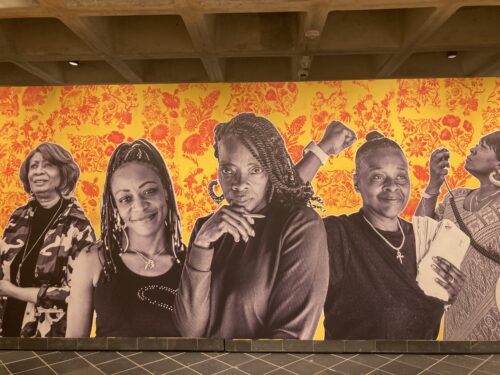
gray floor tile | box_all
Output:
[426,361,471,375]
[126,352,167,366]
[37,351,79,365]
[165,369,200,375]
[487,355,500,363]
[378,360,423,375]
[215,353,256,367]
[5,357,45,373]
[0,351,36,364]
[0,364,9,375]
[16,366,57,375]
[97,358,138,374]
[283,358,325,374]
[298,354,346,369]
[315,369,345,375]
[143,358,183,374]
[115,368,152,375]
[442,354,485,370]
[216,368,249,375]
[394,355,440,370]
[50,357,103,374]
[350,355,393,369]
[171,353,209,366]
[238,358,278,374]
[264,369,295,375]
[476,360,500,374]
[331,360,373,375]
[190,358,230,374]
[85,352,123,365]
[260,354,303,367]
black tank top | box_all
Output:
[94,251,184,337]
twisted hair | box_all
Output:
[355,131,406,171]
[214,113,321,208]
[100,139,184,279]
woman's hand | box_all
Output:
[193,205,256,248]
[426,147,450,194]
[318,120,357,156]
[431,256,466,304]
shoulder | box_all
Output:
[74,240,103,275]
[443,188,470,202]
[323,212,357,232]
[7,201,32,221]
[65,198,91,223]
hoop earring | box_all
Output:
[267,184,275,204]
[121,226,130,253]
[113,208,129,254]
[165,221,181,264]
[489,171,500,188]
[208,180,224,204]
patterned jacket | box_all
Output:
[0,197,95,337]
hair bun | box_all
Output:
[365,131,385,142]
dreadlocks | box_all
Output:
[214,112,321,208]
[100,139,184,279]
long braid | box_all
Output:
[100,139,184,280]
[214,113,321,208]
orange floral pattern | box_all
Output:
[0,79,497,243]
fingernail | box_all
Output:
[251,230,255,236]
[432,256,437,261]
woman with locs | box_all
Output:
[66,139,185,337]
[173,113,329,339]
[0,142,95,337]
[298,125,466,339]
[415,130,500,340]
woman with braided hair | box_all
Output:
[173,112,329,339]
[66,139,184,337]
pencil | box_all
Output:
[243,213,266,219]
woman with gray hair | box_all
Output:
[0,142,95,337]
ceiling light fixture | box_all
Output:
[68,61,79,66]
[447,51,458,59]
[305,29,321,40]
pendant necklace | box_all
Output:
[127,248,168,270]
[16,198,64,286]
[363,215,406,264]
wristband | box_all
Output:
[422,189,440,199]
[303,141,329,165]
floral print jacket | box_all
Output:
[0,197,95,337]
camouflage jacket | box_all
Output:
[0,197,95,337]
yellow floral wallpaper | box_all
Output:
[0,78,498,338]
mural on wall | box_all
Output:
[0,78,498,340]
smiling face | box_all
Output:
[354,148,410,220]
[111,162,168,238]
[465,138,499,176]
[217,136,270,212]
[28,152,61,198]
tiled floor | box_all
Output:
[0,351,499,374]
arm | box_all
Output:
[295,120,356,183]
[173,207,254,337]
[415,148,450,218]
[66,245,100,337]
[172,243,213,337]
[0,282,38,303]
[266,209,329,339]
[37,222,96,309]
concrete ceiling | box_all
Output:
[0,0,499,86]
